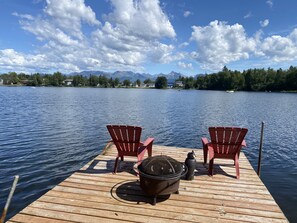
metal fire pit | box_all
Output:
[138,155,187,205]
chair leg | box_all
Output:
[147,144,153,157]
[209,158,214,176]
[113,157,120,174]
[235,155,240,179]
[203,145,208,165]
[121,156,124,161]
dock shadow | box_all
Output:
[76,159,114,174]
[194,162,237,179]
[76,159,138,176]
[110,180,170,205]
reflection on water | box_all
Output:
[0,87,296,221]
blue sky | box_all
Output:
[1,0,297,75]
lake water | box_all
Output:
[0,87,296,221]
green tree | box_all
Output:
[114,78,120,87]
[135,79,141,87]
[144,78,152,84]
[286,66,297,90]
[98,75,108,87]
[183,77,195,89]
[51,72,64,86]
[89,75,99,87]
[31,73,43,86]
[73,75,86,86]
[9,72,19,84]
[274,69,286,91]
[123,79,131,87]
[155,76,167,89]
[196,75,207,89]
[231,70,245,90]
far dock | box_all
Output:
[8,144,288,222]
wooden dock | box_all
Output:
[8,144,288,223]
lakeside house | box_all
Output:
[20,80,29,85]
[146,83,155,88]
[63,79,73,86]
[0,78,3,85]
[175,81,184,87]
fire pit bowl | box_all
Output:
[138,155,187,205]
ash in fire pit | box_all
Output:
[138,155,186,205]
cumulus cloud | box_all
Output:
[44,0,100,38]
[106,0,176,40]
[260,19,269,27]
[178,61,192,69]
[0,49,80,73]
[12,12,34,20]
[261,29,297,62]
[183,11,191,18]
[1,0,178,73]
[190,20,256,70]
[244,12,252,19]
[20,18,81,46]
[266,0,273,8]
[91,0,178,67]
[3,0,297,74]
[179,42,189,48]
[189,20,297,71]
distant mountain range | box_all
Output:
[68,70,186,83]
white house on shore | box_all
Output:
[146,83,155,88]
[0,79,3,85]
[175,81,184,87]
[63,79,73,86]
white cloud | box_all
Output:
[260,19,269,27]
[244,12,252,19]
[44,0,100,38]
[0,49,81,73]
[106,0,176,40]
[188,20,297,71]
[1,0,179,73]
[266,0,273,8]
[183,11,191,18]
[3,0,297,74]
[260,29,297,62]
[12,12,34,20]
[190,20,256,71]
[179,42,189,48]
[20,18,81,46]
[178,61,192,69]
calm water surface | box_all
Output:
[0,87,296,221]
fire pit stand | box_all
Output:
[138,155,187,205]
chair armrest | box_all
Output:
[201,137,209,146]
[140,137,154,157]
[142,137,154,147]
[241,140,247,147]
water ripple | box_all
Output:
[0,87,296,221]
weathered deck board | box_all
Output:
[9,144,288,223]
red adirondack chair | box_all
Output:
[106,125,154,173]
[201,127,248,179]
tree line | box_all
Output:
[1,66,297,91]
[0,72,149,88]
[176,66,297,91]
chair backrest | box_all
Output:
[107,125,142,154]
[209,127,248,155]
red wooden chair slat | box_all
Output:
[201,127,248,179]
[106,125,154,173]
[224,127,232,154]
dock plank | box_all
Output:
[9,144,288,222]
